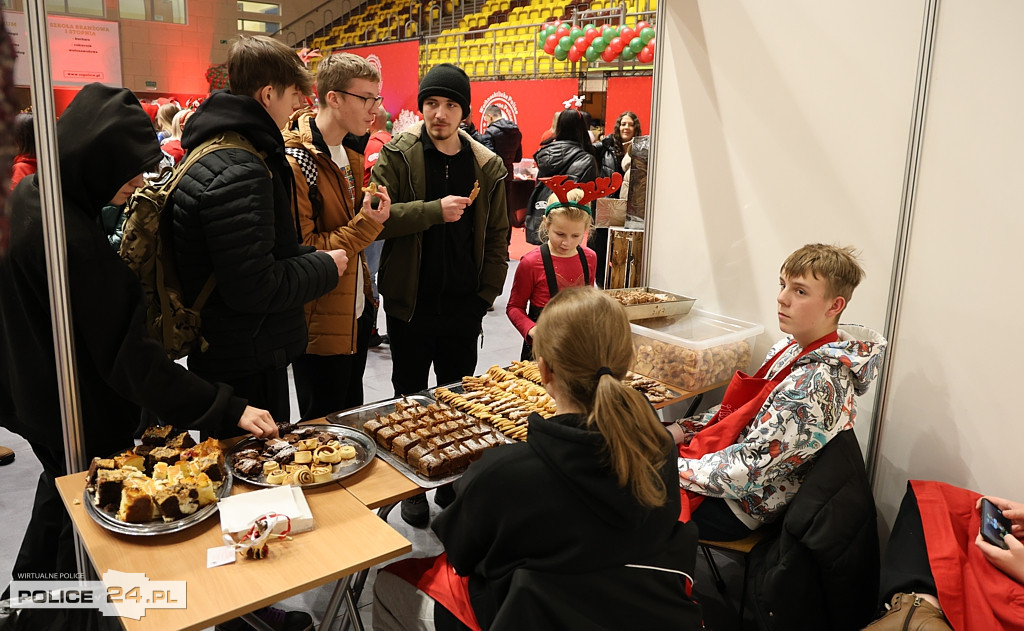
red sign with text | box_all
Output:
[334,41,421,118]
[468,78,578,158]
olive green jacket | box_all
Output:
[370,121,509,322]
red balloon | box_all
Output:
[610,37,623,52]
[601,47,617,62]
[556,26,570,39]
[568,47,583,62]
[620,27,636,43]
[546,34,559,48]
[636,21,650,31]
[574,35,587,48]
[637,48,653,64]
[585,27,599,42]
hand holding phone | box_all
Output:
[981,497,1013,550]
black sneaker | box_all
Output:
[400,493,430,528]
[215,606,313,631]
[368,330,383,348]
[434,483,456,509]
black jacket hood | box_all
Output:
[181,90,285,156]
[56,83,163,218]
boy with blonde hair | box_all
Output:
[283,52,391,420]
[668,243,887,540]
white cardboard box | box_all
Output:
[218,485,314,536]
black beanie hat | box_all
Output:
[418,63,471,119]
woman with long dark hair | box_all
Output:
[525,109,599,244]
[596,110,641,186]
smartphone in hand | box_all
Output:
[981,497,1013,550]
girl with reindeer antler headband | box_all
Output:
[507,172,622,360]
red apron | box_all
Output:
[911,480,1024,631]
[677,331,838,521]
[382,552,481,631]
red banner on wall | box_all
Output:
[468,78,578,158]
[335,41,421,120]
[605,75,653,138]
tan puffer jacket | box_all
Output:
[283,113,383,355]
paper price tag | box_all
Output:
[207,546,236,568]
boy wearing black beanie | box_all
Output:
[370,63,509,527]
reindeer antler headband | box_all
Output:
[542,172,623,216]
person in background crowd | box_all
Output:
[10,112,35,192]
[594,110,640,195]
[155,101,181,143]
[170,35,348,437]
[538,110,559,146]
[0,10,21,470]
[364,101,393,348]
[159,108,188,165]
[371,63,508,527]
[480,105,522,248]
[283,52,390,420]
[862,481,1024,631]
[668,244,886,540]
[373,287,703,631]
[0,82,279,607]
[524,109,598,245]
[458,112,485,144]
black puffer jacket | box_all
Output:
[480,118,522,175]
[746,429,879,631]
[171,91,338,383]
[524,140,598,244]
[0,83,248,474]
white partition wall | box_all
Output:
[647,1,924,461]
[650,0,1024,527]
[870,0,1024,522]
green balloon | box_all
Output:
[554,47,569,61]
[629,37,645,53]
[592,38,608,52]
[386,120,393,132]
[640,27,655,43]
[602,28,617,44]
[537,33,546,47]
[583,23,595,32]
[585,45,600,62]
[559,35,572,49]
[570,27,584,41]
[620,47,637,61]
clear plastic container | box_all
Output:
[630,308,765,392]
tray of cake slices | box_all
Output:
[504,360,685,408]
[327,395,509,489]
[83,425,232,536]
[227,424,376,489]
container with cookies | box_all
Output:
[630,308,764,393]
[227,424,376,488]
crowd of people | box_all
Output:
[1,33,1020,631]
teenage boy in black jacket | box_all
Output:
[171,36,348,434]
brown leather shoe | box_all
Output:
[863,593,952,630]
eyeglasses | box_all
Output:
[334,90,383,111]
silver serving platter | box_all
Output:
[328,395,509,490]
[83,468,232,537]
[226,424,376,489]
[605,287,696,321]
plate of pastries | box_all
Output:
[227,424,376,488]
[83,425,230,536]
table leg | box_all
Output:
[320,574,353,631]
[240,610,277,631]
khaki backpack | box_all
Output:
[119,131,267,359]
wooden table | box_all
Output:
[55,471,412,631]
[338,458,422,510]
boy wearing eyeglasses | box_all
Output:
[282,53,392,420]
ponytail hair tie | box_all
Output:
[596,366,613,379]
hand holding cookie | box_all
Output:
[468,180,480,203]
[362,182,390,223]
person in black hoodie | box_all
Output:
[524,109,598,245]
[479,105,522,247]
[171,35,347,434]
[0,83,278,598]
[372,287,702,631]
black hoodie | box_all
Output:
[170,91,338,400]
[0,83,247,473]
[432,413,701,629]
